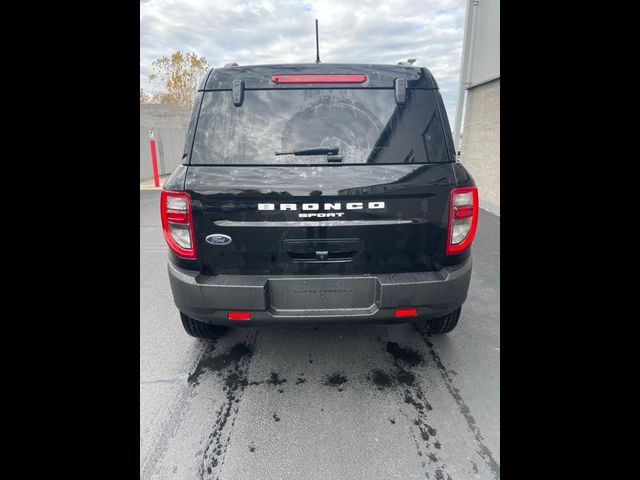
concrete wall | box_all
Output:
[140,104,193,180]
[460,78,500,214]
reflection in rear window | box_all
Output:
[423,112,448,163]
[190,89,451,165]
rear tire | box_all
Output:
[414,307,461,334]
[180,312,228,339]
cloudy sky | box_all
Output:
[140,0,466,120]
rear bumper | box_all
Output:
[168,258,472,326]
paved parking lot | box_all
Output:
[140,191,500,480]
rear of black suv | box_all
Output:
[162,63,478,338]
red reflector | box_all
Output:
[454,206,474,219]
[227,311,251,321]
[394,308,418,318]
[272,74,367,84]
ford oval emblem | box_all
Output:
[205,234,232,246]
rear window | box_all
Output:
[190,89,451,165]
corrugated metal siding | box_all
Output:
[140,127,187,179]
[140,104,192,180]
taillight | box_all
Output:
[446,186,479,255]
[161,191,197,259]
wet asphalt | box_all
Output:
[140,191,500,480]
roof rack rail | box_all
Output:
[223,62,239,67]
[397,59,417,66]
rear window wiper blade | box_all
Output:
[275,147,339,156]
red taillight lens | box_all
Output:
[166,210,188,223]
[227,311,251,321]
[446,186,479,255]
[454,206,474,219]
[271,74,367,84]
[394,308,418,318]
[161,191,197,259]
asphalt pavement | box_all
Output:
[140,190,500,480]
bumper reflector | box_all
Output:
[227,311,251,321]
[394,308,418,318]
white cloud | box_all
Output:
[140,0,465,120]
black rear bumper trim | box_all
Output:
[167,258,471,325]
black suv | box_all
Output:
[161,63,478,338]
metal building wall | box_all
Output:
[140,104,193,180]
[467,0,500,87]
[454,0,500,213]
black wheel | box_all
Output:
[180,312,228,339]
[414,307,461,334]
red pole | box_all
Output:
[149,129,160,187]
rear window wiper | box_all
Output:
[275,147,339,156]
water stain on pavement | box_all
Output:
[185,330,495,480]
[434,468,448,480]
[385,341,424,367]
[396,368,415,386]
[381,339,452,479]
[323,373,348,390]
[194,338,257,480]
[188,342,253,386]
[368,366,416,391]
[415,328,501,479]
[266,372,287,386]
[370,369,393,389]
